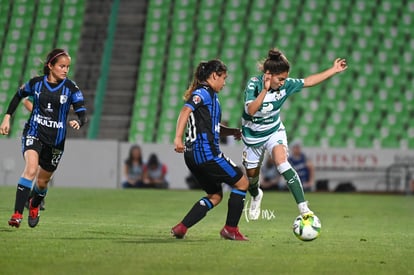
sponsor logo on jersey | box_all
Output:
[275,89,286,100]
[261,103,274,113]
[192,95,201,104]
[251,77,259,81]
[60,95,68,104]
[33,114,63,129]
[45,103,53,112]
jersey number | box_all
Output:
[186,113,197,143]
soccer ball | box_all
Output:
[292,214,321,241]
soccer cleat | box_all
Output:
[171,223,187,239]
[26,198,45,211]
[28,199,40,228]
[8,211,23,228]
[248,188,263,220]
[220,226,249,241]
[301,210,314,220]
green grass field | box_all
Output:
[0,186,413,275]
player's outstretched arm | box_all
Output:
[303,58,347,87]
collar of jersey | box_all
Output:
[43,75,66,92]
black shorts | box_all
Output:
[184,153,244,194]
[22,135,64,172]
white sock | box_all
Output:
[298,201,311,214]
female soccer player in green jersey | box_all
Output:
[242,48,347,220]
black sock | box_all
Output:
[181,197,214,228]
[31,185,47,208]
[32,193,46,208]
[225,190,246,227]
[15,184,31,214]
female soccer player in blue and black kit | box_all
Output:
[0,48,87,228]
[171,59,249,240]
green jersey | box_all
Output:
[242,75,304,146]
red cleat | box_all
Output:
[171,223,188,239]
[220,226,249,241]
[28,199,40,228]
[8,211,23,228]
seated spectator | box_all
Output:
[122,145,144,188]
[142,153,169,189]
[260,155,280,191]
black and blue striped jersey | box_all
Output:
[17,75,86,149]
[184,85,221,164]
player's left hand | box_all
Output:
[333,58,347,73]
[69,120,80,130]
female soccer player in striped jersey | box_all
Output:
[172,59,249,240]
[0,48,87,228]
[242,49,347,220]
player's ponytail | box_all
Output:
[43,48,70,75]
[183,59,227,101]
[258,48,290,75]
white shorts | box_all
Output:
[242,129,288,170]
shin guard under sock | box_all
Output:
[282,168,305,204]
[31,184,47,208]
[225,189,246,227]
[14,178,33,213]
[248,176,259,197]
[181,197,214,228]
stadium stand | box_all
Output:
[129,0,413,150]
[0,0,86,139]
[0,0,412,150]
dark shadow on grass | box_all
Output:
[55,235,204,244]
[0,228,16,232]
[52,230,206,244]
[115,238,201,244]
[115,235,209,244]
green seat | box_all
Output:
[328,135,347,148]
[354,137,373,148]
[381,136,400,149]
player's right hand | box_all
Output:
[263,73,271,91]
[0,119,10,135]
[174,138,185,153]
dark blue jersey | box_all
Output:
[184,85,221,164]
[19,75,86,149]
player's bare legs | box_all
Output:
[28,167,53,227]
[8,150,38,227]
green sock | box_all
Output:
[283,169,305,204]
[248,176,259,197]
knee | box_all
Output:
[36,177,51,189]
[245,167,259,178]
[207,193,223,206]
[22,167,38,180]
[234,176,249,191]
[276,161,292,174]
